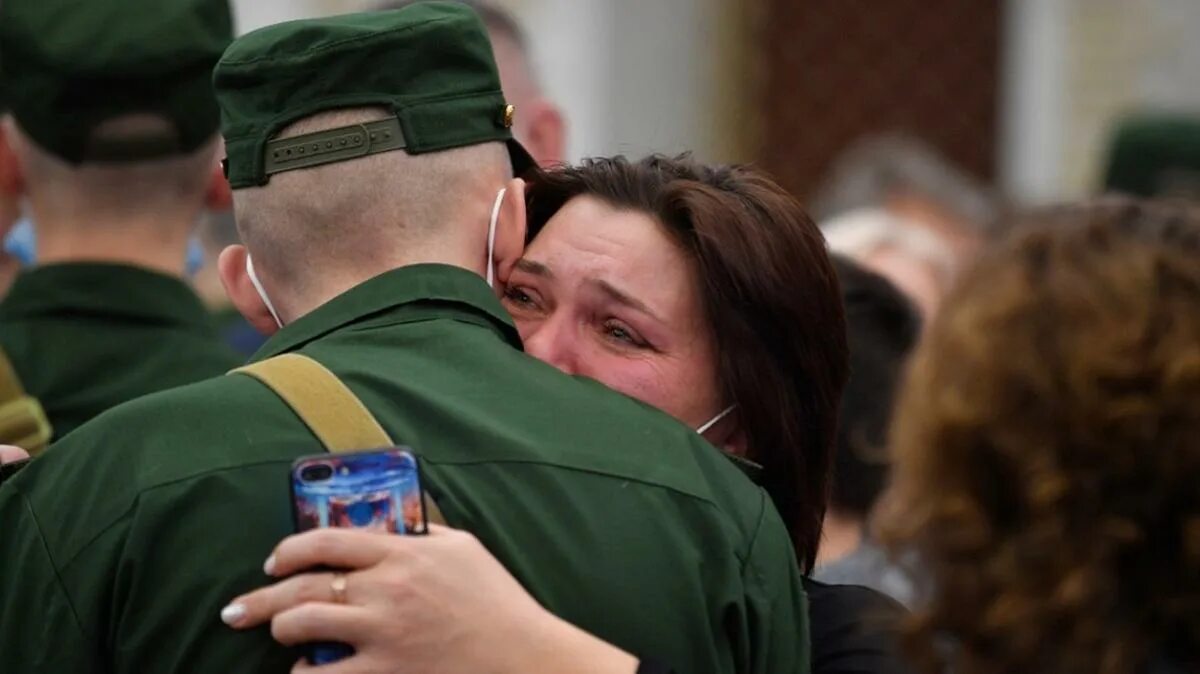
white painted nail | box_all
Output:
[220,603,246,626]
[263,554,276,575]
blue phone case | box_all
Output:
[290,448,426,664]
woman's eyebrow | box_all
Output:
[591,279,664,323]
[515,258,554,278]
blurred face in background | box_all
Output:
[0,123,22,295]
[860,244,944,319]
[886,191,983,264]
[502,195,724,430]
[488,28,565,166]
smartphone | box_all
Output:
[290,448,427,664]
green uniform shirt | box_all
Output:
[0,264,809,674]
[0,263,242,439]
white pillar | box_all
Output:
[998,0,1068,205]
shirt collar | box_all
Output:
[0,262,215,332]
[250,263,520,362]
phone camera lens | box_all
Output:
[300,464,334,482]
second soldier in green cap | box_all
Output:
[0,0,243,446]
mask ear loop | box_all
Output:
[246,254,283,328]
[486,188,507,288]
[697,404,736,435]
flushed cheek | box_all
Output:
[580,356,702,424]
[512,317,537,344]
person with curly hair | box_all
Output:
[878,199,1200,674]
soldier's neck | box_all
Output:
[33,215,193,277]
[286,251,485,322]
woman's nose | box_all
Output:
[521,320,577,375]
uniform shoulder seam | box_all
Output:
[740,488,770,572]
[13,487,97,659]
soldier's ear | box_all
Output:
[493,177,527,293]
[218,244,281,337]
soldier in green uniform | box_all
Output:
[0,3,809,674]
[0,0,242,443]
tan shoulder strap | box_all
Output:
[234,353,393,452]
[231,353,446,526]
[0,346,52,456]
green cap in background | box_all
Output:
[214,1,534,189]
[1103,113,1200,199]
[0,0,234,163]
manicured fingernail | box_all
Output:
[220,603,246,626]
[263,554,276,575]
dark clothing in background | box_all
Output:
[807,579,914,674]
[0,263,242,439]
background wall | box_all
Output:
[755,0,1002,202]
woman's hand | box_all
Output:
[222,525,639,674]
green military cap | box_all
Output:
[0,0,233,163]
[1103,113,1200,199]
[214,1,534,189]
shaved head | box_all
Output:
[232,107,511,297]
[5,114,219,224]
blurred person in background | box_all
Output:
[0,7,811,673]
[879,199,1200,674]
[821,208,956,319]
[193,209,268,355]
[814,256,921,609]
[376,0,566,167]
[0,110,19,297]
[0,0,241,444]
[1103,112,1200,201]
[228,155,914,674]
[812,133,1000,268]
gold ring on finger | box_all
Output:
[330,572,348,604]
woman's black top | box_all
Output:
[637,579,911,674]
[806,578,913,674]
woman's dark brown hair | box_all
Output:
[524,154,849,572]
[879,199,1200,674]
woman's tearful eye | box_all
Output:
[503,287,540,312]
[602,320,648,348]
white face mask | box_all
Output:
[486,187,506,288]
[697,405,736,435]
[246,254,283,328]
